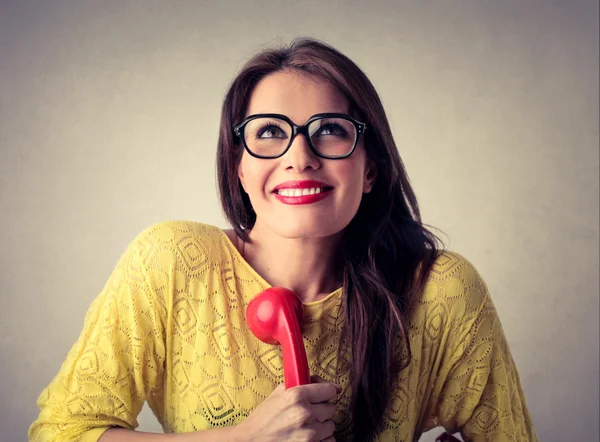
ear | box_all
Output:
[363,159,377,193]
[238,163,247,193]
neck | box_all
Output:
[243,222,343,303]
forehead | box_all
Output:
[245,70,350,123]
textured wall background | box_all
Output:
[1,1,598,441]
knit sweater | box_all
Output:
[29,221,537,441]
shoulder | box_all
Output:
[133,220,224,243]
[426,251,489,301]
[414,250,492,330]
[126,220,231,271]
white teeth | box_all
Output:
[278,187,326,197]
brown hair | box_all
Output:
[217,38,443,441]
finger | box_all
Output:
[310,402,336,422]
[310,375,342,393]
[295,382,340,404]
[312,419,336,441]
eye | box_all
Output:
[314,123,349,137]
[256,123,286,139]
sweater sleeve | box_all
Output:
[28,232,166,442]
[422,258,538,442]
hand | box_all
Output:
[234,375,341,442]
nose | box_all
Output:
[282,132,321,171]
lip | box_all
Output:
[272,180,332,192]
[271,180,333,206]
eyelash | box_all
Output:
[255,123,284,137]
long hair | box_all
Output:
[217,38,443,441]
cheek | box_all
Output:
[338,160,367,195]
[239,157,271,194]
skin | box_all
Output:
[233,70,376,303]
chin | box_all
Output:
[267,219,345,240]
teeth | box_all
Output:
[278,187,325,197]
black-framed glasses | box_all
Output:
[232,113,367,159]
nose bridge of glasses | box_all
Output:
[288,123,314,150]
[279,124,317,167]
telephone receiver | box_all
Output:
[246,287,311,389]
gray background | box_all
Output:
[1,1,598,441]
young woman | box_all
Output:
[29,38,538,442]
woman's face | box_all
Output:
[238,70,376,240]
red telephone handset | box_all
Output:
[246,287,311,389]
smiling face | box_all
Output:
[237,70,376,239]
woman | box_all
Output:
[29,38,537,442]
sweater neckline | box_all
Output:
[216,227,344,316]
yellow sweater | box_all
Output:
[29,221,537,442]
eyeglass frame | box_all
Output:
[232,112,367,159]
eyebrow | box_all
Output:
[244,111,353,124]
[245,103,353,118]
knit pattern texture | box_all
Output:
[29,221,537,441]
